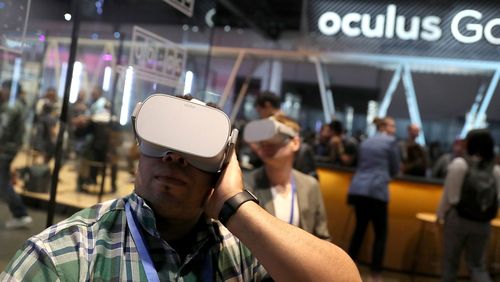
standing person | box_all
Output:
[347,117,400,282]
[32,87,60,162]
[67,90,89,159]
[88,86,108,116]
[72,87,112,192]
[437,129,500,282]
[0,80,32,229]
[244,114,331,240]
[254,91,283,118]
[35,87,60,118]
[314,123,334,159]
[328,120,358,167]
[431,138,465,179]
[31,103,58,163]
[400,123,428,177]
[1,94,361,281]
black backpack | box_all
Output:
[455,158,498,222]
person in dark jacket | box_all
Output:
[400,124,428,177]
[437,129,500,282]
[347,117,400,282]
[0,80,32,229]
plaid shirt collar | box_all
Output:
[127,192,222,252]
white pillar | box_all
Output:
[269,60,282,95]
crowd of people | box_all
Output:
[310,117,469,181]
[0,81,124,229]
[1,92,361,281]
[1,88,499,281]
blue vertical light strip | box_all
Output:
[321,64,335,117]
[402,64,426,146]
[366,100,378,137]
[313,58,333,123]
[459,83,486,138]
[69,61,83,103]
[326,88,335,117]
[345,106,354,136]
[8,58,22,107]
[473,69,500,129]
[58,63,68,99]
[183,70,194,95]
[119,66,134,125]
[102,66,112,92]
[378,64,402,118]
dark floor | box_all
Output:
[0,201,67,270]
[0,201,498,281]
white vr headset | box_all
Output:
[243,117,297,144]
[131,94,238,173]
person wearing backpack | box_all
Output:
[436,129,500,282]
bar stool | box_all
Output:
[411,212,440,279]
[490,218,500,274]
[412,214,500,278]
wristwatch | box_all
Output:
[218,190,259,225]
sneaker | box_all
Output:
[5,216,33,229]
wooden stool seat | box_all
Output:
[416,212,437,223]
[491,218,500,228]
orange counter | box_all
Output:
[317,166,494,275]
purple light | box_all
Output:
[38,34,46,42]
[102,54,113,61]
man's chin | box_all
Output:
[153,205,202,222]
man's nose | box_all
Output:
[162,151,188,166]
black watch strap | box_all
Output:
[218,190,259,225]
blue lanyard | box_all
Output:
[289,176,296,225]
[125,202,214,282]
[125,202,160,282]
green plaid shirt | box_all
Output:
[1,193,267,281]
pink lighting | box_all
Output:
[102,54,113,61]
[38,35,46,42]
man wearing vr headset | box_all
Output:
[1,94,360,281]
[254,92,318,179]
[243,114,331,241]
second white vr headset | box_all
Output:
[243,116,297,144]
[132,94,238,173]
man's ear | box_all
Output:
[290,136,301,152]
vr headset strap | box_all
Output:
[219,128,239,172]
[131,102,143,145]
[213,128,239,185]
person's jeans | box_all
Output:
[0,156,28,218]
[442,208,491,282]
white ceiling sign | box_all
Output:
[0,0,31,54]
[127,26,186,88]
[163,0,194,17]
